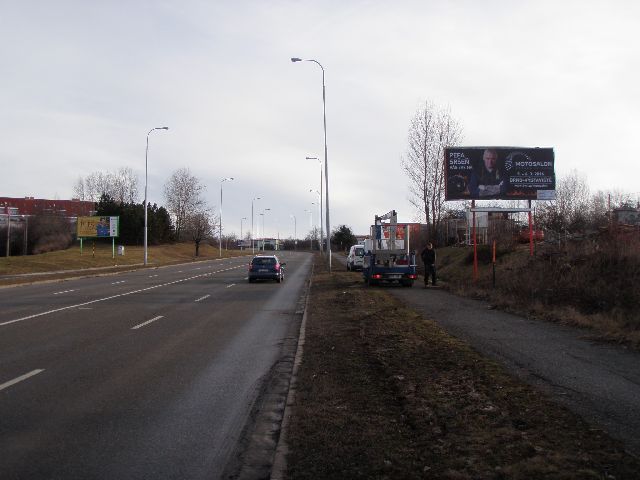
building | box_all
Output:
[0,197,96,217]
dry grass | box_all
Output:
[437,239,640,350]
[285,255,640,479]
[0,242,250,285]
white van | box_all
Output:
[347,244,365,271]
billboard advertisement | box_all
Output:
[445,147,555,200]
[77,216,119,238]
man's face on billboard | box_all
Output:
[483,150,497,171]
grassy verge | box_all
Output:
[285,254,640,479]
[0,242,250,286]
[436,243,640,350]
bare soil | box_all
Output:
[284,254,640,479]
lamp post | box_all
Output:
[292,57,331,271]
[144,126,169,266]
[240,217,247,250]
[251,196,260,254]
[310,192,321,249]
[261,208,271,251]
[304,208,313,250]
[219,177,234,258]
[290,214,297,251]
[306,156,323,253]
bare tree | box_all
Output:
[185,210,215,256]
[402,101,463,237]
[537,169,591,233]
[74,168,139,203]
[164,168,207,241]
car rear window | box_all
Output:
[355,247,364,256]
[252,257,276,265]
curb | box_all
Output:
[270,263,312,480]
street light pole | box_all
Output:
[261,208,271,251]
[251,196,260,254]
[292,58,331,270]
[290,214,297,251]
[306,156,323,253]
[144,126,169,266]
[240,217,247,250]
[310,190,321,249]
[305,208,313,250]
[219,177,234,258]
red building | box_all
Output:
[0,197,96,217]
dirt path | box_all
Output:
[389,284,640,457]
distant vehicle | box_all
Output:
[516,228,544,243]
[248,255,285,283]
[346,244,365,271]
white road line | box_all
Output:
[131,316,164,330]
[195,294,210,302]
[148,274,159,278]
[53,290,75,295]
[111,280,126,285]
[0,263,247,328]
[0,369,45,392]
[226,284,236,288]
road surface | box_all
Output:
[0,252,311,479]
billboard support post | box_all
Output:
[472,200,478,282]
[80,238,83,255]
[528,200,533,257]
[112,237,115,259]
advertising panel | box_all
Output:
[445,147,555,200]
[77,216,119,238]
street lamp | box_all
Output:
[261,208,271,251]
[251,196,260,254]
[304,208,313,250]
[144,126,169,266]
[240,217,247,250]
[290,214,297,251]
[219,177,234,258]
[292,57,331,271]
[310,190,321,249]
[306,156,323,253]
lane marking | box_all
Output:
[53,290,75,295]
[131,316,164,330]
[148,274,159,278]
[0,263,247,328]
[0,369,45,392]
[111,280,126,285]
[226,284,236,288]
[195,294,210,302]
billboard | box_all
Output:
[77,216,119,238]
[445,147,555,200]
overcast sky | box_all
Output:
[2,1,639,238]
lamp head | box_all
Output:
[291,57,302,62]
[159,127,169,130]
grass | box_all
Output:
[435,240,640,350]
[0,241,251,286]
[285,254,640,479]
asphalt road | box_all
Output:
[333,253,640,457]
[0,251,312,479]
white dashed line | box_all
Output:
[53,290,75,295]
[1,263,247,328]
[131,316,164,330]
[148,274,159,278]
[226,284,236,288]
[195,294,210,302]
[111,280,126,285]
[0,369,45,392]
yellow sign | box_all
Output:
[77,216,119,238]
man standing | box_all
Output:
[421,242,436,287]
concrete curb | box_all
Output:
[269,263,312,480]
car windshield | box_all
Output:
[252,257,276,265]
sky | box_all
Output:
[2,0,639,238]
